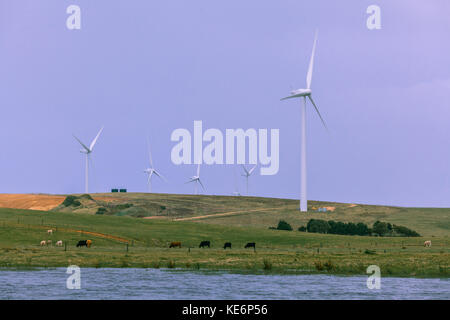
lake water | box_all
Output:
[1,268,449,300]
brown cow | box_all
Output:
[86,240,92,248]
[169,241,181,248]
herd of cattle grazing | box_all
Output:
[39,229,433,250]
[39,229,92,248]
[40,229,256,250]
[171,241,256,250]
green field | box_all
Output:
[0,193,449,277]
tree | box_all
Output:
[372,221,390,236]
[277,220,293,231]
[307,219,330,234]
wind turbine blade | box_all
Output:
[308,96,328,132]
[89,126,104,151]
[198,179,205,191]
[280,95,298,101]
[249,164,257,175]
[147,172,152,184]
[73,135,90,153]
[241,164,249,175]
[306,31,318,89]
[154,170,167,182]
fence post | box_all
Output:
[126,243,129,252]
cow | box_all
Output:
[424,240,432,247]
[56,240,63,247]
[223,242,232,249]
[199,241,210,248]
[169,241,182,248]
[47,229,53,235]
[40,240,46,246]
[76,240,88,247]
[86,240,92,248]
[244,242,256,249]
[46,240,52,246]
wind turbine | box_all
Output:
[73,126,104,194]
[241,164,257,196]
[186,164,204,195]
[144,139,165,193]
[280,31,328,212]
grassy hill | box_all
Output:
[49,193,450,237]
[0,193,448,277]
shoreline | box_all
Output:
[1,263,448,279]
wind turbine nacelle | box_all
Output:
[290,88,311,96]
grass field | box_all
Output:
[45,193,450,237]
[0,193,448,277]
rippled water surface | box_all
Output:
[1,268,449,300]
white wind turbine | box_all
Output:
[186,164,205,195]
[73,126,104,194]
[241,164,257,196]
[144,139,165,193]
[281,31,328,212]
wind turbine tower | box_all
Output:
[280,31,328,212]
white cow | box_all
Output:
[424,240,432,247]
[40,240,46,246]
[47,229,53,235]
[56,240,63,247]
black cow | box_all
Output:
[76,240,88,247]
[199,241,210,248]
[223,242,232,249]
[244,242,256,249]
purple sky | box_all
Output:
[1,1,449,207]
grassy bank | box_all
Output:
[0,206,448,277]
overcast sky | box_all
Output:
[1,1,449,207]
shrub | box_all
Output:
[62,195,81,207]
[276,220,293,231]
[393,224,420,237]
[372,221,391,236]
[79,194,93,200]
[307,219,330,234]
[263,259,272,270]
[324,260,335,271]
[298,226,307,232]
[356,222,370,236]
[96,207,107,215]
[314,261,324,271]
[115,203,133,210]
[328,220,370,236]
